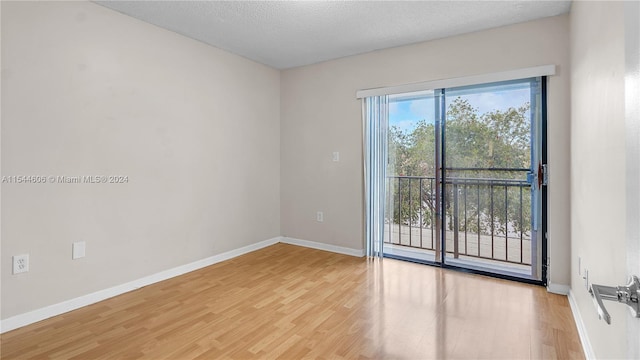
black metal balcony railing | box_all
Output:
[385,175,532,266]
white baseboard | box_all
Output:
[568,290,596,360]
[280,237,364,257]
[547,282,570,295]
[1,237,363,333]
[0,237,280,334]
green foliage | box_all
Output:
[446,97,530,172]
[388,120,436,177]
[387,97,532,238]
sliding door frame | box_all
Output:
[383,77,548,287]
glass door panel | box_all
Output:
[384,90,440,263]
[442,78,542,280]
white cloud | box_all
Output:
[393,119,418,133]
[463,89,530,115]
[409,98,432,119]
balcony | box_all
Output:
[384,175,533,276]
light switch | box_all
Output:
[332,152,340,162]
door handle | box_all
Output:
[589,275,640,324]
[538,163,544,188]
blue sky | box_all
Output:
[389,87,531,133]
[389,97,434,132]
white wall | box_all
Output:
[569,1,627,358]
[1,1,576,330]
[625,2,640,357]
[624,1,640,359]
[280,15,571,287]
[1,1,281,319]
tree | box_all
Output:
[387,97,532,239]
[445,97,530,173]
[387,120,437,227]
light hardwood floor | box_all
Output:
[0,243,584,359]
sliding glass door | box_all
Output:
[381,77,545,282]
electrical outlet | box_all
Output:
[13,254,29,274]
[316,211,324,222]
[72,241,86,259]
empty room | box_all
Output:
[1,1,639,359]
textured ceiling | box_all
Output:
[95,1,571,70]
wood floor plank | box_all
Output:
[0,243,585,359]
